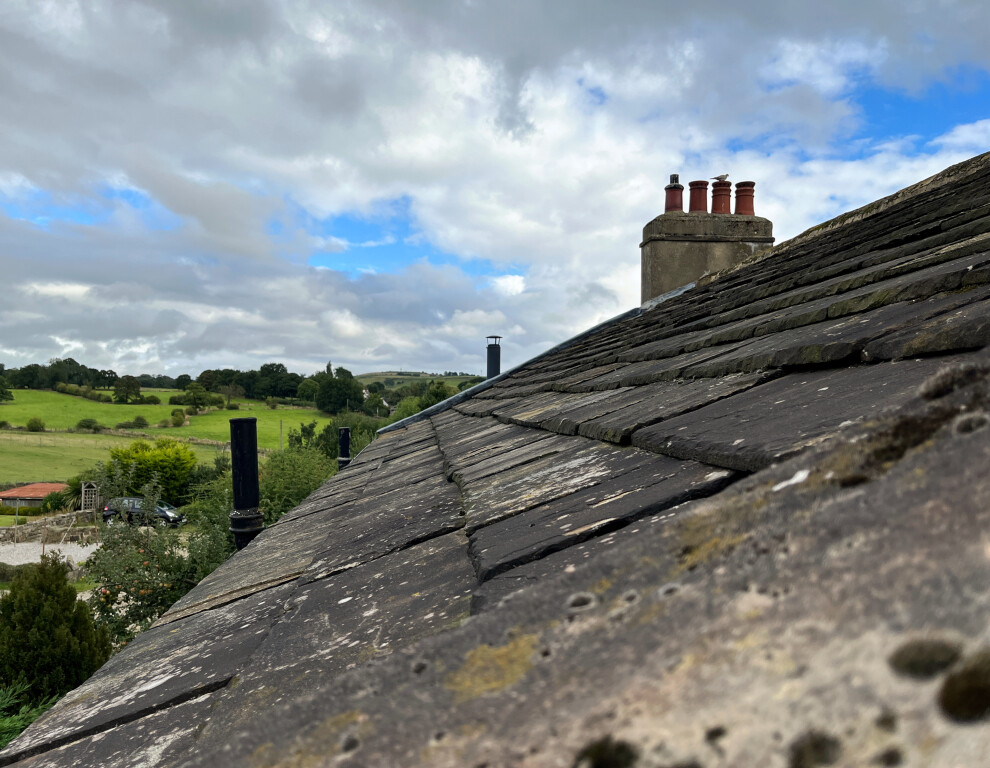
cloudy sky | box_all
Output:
[1,0,989,378]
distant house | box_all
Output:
[0,482,67,510]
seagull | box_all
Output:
[711,174,729,181]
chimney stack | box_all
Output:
[641,176,773,303]
[486,336,502,379]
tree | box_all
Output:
[183,382,210,411]
[296,378,319,402]
[217,383,245,407]
[418,380,455,410]
[107,439,198,504]
[0,554,111,701]
[113,375,141,404]
[0,376,12,403]
[174,374,192,390]
[315,370,364,415]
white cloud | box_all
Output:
[1,0,989,377]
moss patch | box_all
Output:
[444,632,538,703]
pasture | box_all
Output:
[0,390,334,484]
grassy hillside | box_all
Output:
[355,371,481,388]
[0,431,219,485]
[0,391,334,484]
[0,390,178,431]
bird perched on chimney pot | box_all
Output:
[711,174,729,181]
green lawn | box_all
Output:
[0,431,219,485]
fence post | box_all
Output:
[229,418,263,550]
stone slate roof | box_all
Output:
[6,153,990,767]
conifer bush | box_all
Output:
[0,554,110,701]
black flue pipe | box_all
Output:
[229,417,263,550]
[486,335,502,379]
[338,427,351,471]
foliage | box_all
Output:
[86,518,197,645]
[39,492,68,515]
[25,417,44,432]
[181,473,236,583]
[0,682,55,749]
[132,415,149,428]
[75,418,102,432]
[388,397,422,423]
[0,554,111,701]
[182,382,210,411]
[265,397,277,409]
[315,369,365,415]
[418,380,456,409]
[113,375,141,404]
[142,394,161,405]
[259,448,335,525]
[106,439,198,504]
[0,376,12,403]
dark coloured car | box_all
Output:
[102,497,186,527]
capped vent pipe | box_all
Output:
[664,174,683,213]
[337,427,351,470]
[229,417,263,550]
[486,335,502,379]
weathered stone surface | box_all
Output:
[461,440,654,532]
[468,458,736,580]
[2,583,294,764]
[6,692,218,768]
[576,371,769,444]
[632,357,960,471]
[175,375,990,767]
[302,474,463,582]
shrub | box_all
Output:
[76,418,101,432]
[132,415,149,428]
[169,395,186,406]
[170,411,185,427]
[225,403,239,410]
[259,448,335,525]
[0,554,111,700]
[25,418,44,433]
[86,521,197,646]
[98,393,112,403]
[266,397,278,409]
[184,406,198,416]
[157,418,170,428]
[0,682,55,749]
[0,421,9,430]
[107,438,198,503]
[39,491,68,515]
[142,395,161,405]
[114,421,135,430]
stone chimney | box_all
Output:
[641,175,774,303]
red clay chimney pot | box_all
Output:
[664,173,684,213]
[734,181,756,216]
[688,180,709,213]
[711,180,732,214]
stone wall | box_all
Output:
[0,512,101,544]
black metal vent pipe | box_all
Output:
[337,427,351,471]
[486,335,502,379]
[229,417,263,550]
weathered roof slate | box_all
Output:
[6,153,990,767]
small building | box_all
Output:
[0,483,67,510]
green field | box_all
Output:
[0,431,221,485]
[0,390,334,484]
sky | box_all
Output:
[1,0,989,378]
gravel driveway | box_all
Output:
[0,542,100,566]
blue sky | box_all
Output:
[1,0,988,377]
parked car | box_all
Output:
[102,497,186,527]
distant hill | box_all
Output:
[355,371,481,388]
